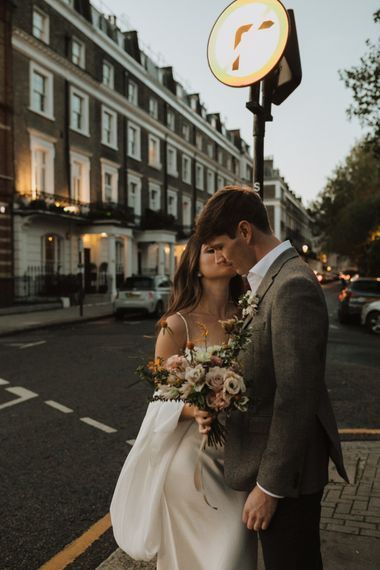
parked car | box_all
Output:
[338,277,380,324]
[361,300,380,335]
[114,275,172,319]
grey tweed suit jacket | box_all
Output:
[224,247,348,498]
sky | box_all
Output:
[99,0,378,206]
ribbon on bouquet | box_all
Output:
[193,434,218,510]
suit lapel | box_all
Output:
[254,247,299,304]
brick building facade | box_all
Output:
[10,0,254,300]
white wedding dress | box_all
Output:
[110,314,257,570]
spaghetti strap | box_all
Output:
[176,311,190,343]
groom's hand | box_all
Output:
[242,485,278,531]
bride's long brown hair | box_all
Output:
[162,234,245,321]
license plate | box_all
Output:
[127,292,141,298]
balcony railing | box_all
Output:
[14,192,139,225]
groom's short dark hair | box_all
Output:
[196,185,272,243]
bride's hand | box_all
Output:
[193,408,214,434]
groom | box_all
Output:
[196,186,348,570]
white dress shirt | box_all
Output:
[247,240,292,499]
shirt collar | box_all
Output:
[248,240,293,280]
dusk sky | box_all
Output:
[99,0,379,206]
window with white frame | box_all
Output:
[70,152,90,203]
[217,175,224,189]
[71,37,85,69]
[127,122,141,160]
[167,145,178,176]
[128,80,138,105]
[30,62,54,119]
[196,200,204,218]
[207,170,215,195]
[217,147,223,165]
[128,176,142,216]
[195,163,204,190]
[33,7,49,44]
[182,154,191,184]
[70,87,89,135]
[30,134,55,197]
[207,142,214,159]
[182,122,190,141]
[101,160,119,203]
[101,106,118,149]
[182,195,192,227]
[149,182,161,211]
[167,190,178,217]
[148,134,161,168]
[149,97,158,120]
[196,132,203,151]
[102,60,114,89]
[227,156,232,171]
[167,109,175,130]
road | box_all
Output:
[0,283,379,569]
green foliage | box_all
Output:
[339,10,380,155]
[309,142,380,274]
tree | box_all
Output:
[339,10,380,155]
[309,142,380,275]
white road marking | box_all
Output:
[0,378,10,385]
[126,439,136,446]
[143,335,155,339]
[80,417,117,433]
[19,340,47,349]
[0,386,38,410]
[45,400,73,414]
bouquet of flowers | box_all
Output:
[137,291,259,447]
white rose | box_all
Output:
[223,371,246,395]
[185,364,206,391]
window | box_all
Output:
[101,160,119,203]
[102,60,114,89]
[196,200,204,218]
[70,152,90,203]
[182,154,191,184]
[207,142,214,159]
[101,106,118,149]
[43,234,61,274]
[167,145,178,176]
[70,87,89,135]
[195,163,204,190]
[128,80,138,105]
[227,156,232,171]
[182,195,192,227]
[148,134,161,168]
[33,8,49,44]
[217,175,224,189]
[149,97,158,120]
[167,109,175,130]
[72,38,85,69]
[196,132,203,151]
[30,63,54,119]
[149,183,161,211]
[30,134,55,198]
[127,122,141,160]
[182,122,190,142]
[217,147,223,165]
[207,170,215,195]
[167,190,177,217]
[128,176,142,216]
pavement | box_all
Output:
[0,301,114,336]
[96,440,380,570]
[1,302,379,569]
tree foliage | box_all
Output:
[339,10,380,155]
[309,142,380,274]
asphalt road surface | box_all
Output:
[0,282,378,569]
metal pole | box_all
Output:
[246,83,265,200]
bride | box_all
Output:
[110,235,258,570]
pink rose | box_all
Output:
[205,367,226,392]
[210,355,223,367]
[166,355,189,371]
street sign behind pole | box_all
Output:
[208,0,290,88]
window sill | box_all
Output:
[29,107,55,122]
[101,140,119,151]
[70,126,90,138]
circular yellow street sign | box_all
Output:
[208,0,290,87]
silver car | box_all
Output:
[114,275,172,318]
[361,300,380,335]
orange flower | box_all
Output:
[186,341,195,350]
[196,322,209,338]
[160,319,168,329]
